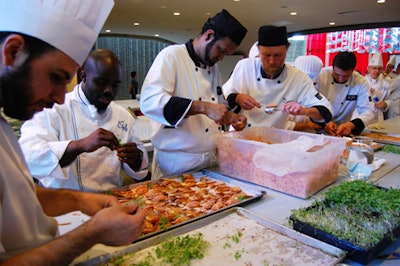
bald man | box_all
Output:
[19,49,149,192]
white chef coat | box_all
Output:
[19,84,149,192]
[223,58,333,129]
[0,114,58,259]
[316,67,375,134]
[140,42,223,179]
[365,73,391,121]
[387,77,400,118]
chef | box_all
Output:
[223,25,333,131]
[365,52,391,122]
[19,49,149,192]
[316,51,375,136]
[140,9,247,179]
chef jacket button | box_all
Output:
[341,102,344,105]
[218,126,221,130]
[208,71,211,74]
[345,84,348,87]
[331,82,334,85]
[199,97,202,101]
[257,78,260,81]
[195,68,198,71]
[205,128,209,132]
[247,123,251,127]
[212,97,215,101]
[277,80,281,84]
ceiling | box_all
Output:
[103,0,400,55]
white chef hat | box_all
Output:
[387,56,396,67]
[0,0,114,66]
[294,55,323,82]
[368,52,383,67]
[248,41,259,58]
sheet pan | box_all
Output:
[77,207,345,266]
[107,169,265,242]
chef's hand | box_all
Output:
[117,142,143,170]
[375,101,387,110]
[205,102,232,125]
[85,201,145,246]
[81,128,119,152]
[336,122,355,137]
[230,113,247,131]
[60,128,119,167]
[324,121,338,136]
[282,101,302,115]
[236,94,261,110]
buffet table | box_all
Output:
[65,149,400,266]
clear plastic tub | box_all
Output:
[215,127,347,198]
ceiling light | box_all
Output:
[105,29,111,33]
[133,22,140,26]
[154,34,160,37]
[173,12,180,16]
[377,0,385,3]
[329,22,335,25]
[233,0,240,2]
[290,12,297,16]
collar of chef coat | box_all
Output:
[76,83,109,120]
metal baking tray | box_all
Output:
[77,207,345,266]
[107,169,265,242]
[362,131,400,146]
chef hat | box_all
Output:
[387,56,396,67]
[294,55,323,82]
[248,41,259,58]
[368,52,383,67]
[0,0,114,66]
[258,25,289,47]
[210,9,247,46]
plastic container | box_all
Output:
[215,127,347,198]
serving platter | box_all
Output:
[361,131,400,146]
[107,169,265,241]
[77,207,345,266]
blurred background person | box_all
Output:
[383,55,397,81]
[364,52,391,123]
[129,70,139,99]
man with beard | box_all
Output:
[19,49,149,192]
[140,9,248,179]
[316,51,375,136]
[223,25,333,131]
[0,0,145,264]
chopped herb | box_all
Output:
[159,216,169,231]
[382,144,400,154]
[238,195,250,201]
[155,232,210,265]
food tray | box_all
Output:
[77,207,345,266]
[290,206,400,265]
[361,131,400,146]
[108,169,265,241]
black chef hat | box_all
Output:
[211,9,247,46]
[258,25,289,47]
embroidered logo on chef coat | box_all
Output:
[315,93,322,100]
[346,95,358,101]
[118,120,128,132]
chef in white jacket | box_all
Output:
[316,51,375,136]
[19,49,149,192]
[140,9,247,179]
[223,25,333,131]
[365,52,391,122]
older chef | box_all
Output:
[316,51,375,136]
[19,49,149,192]
[223,25,333,130]
[0,0,145,264]
[140,9,247,179]
[365,52,391,122]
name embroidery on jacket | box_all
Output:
[118,120,128,132]
[346,95,358,101]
